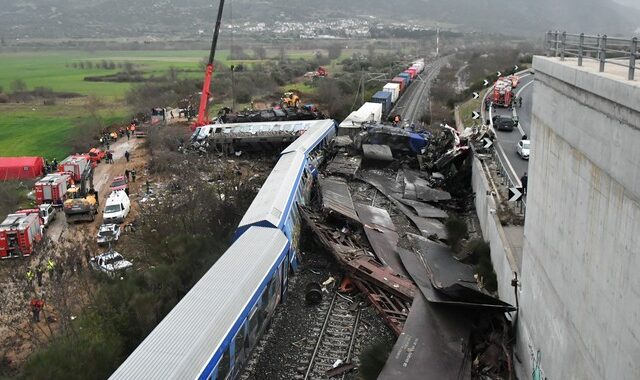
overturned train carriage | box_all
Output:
[110,119,336,380]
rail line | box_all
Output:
[392,57,448,126]
[300,291,361,380]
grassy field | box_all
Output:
[0,47,371,158]
[0,50,210,158]
[459,89,487,128]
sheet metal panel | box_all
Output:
[392,195,448,219]
[237,151,306,232]
[399,235,515,312]
[110,227,289,380]
[354,203,410,277]
[378,295,472,380]
[319,177,359,222]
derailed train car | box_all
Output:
[110,119,336,380]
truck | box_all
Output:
[491,77,514,108]
[87,148,106,165]
[0,213,42,258]
[15,204,57,228]
[35,172,72,206]
[90,251,133,278]
[58,155,92,182]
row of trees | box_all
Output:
[66,60,136,71]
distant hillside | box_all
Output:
[0,0,638,39]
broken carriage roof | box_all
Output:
[236,151,306,236]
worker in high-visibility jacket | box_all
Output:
[46,258,55,273]
[26,269,35,285]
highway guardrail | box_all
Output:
[545,31,639,80]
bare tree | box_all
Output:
[253,46,267,60]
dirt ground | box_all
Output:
[0,132,150,369]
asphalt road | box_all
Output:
[489,73,534,185]
[391,57,448,127]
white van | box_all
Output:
[103,190,131,224]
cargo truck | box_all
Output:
[0,213,42,258]
[58,155,92,183]
[35,173,72,207]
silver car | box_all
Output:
[96,224,121,246]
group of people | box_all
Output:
[124,168,137,182]
[26,253,88,323]
[42,157,59,174]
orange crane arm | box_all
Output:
[196,0,225,127]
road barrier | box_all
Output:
[545,31,639,80]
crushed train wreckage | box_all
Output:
[298,120,515,379]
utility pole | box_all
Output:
[230,65,235,111]
[436,26,440,57]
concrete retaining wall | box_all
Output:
[471,157,519,308]
[517,56,640,380]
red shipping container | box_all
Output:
[0,213,42,258]
[404,68,417,79]
[58,155,91,182]
[0,157,44,181]
[391,77,406,92]
[35,173,71,206]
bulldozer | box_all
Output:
[281,91,301,108]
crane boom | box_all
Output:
[196,0,225,127]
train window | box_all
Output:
[217,349,230,380]
[261,286,270,308]
[234,322,246,364]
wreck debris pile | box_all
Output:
[296,121,517,379]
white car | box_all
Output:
[90,251,133,278]
[517,139,530,159]
[96,224,121,246]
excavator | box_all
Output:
[281,91,301,108]
[63,165,98,223]
[193,0,226,130]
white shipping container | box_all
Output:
[338,102,382,134]
[383,83,401,103]
[355,102,383,124]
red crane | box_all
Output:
[195,0,226,128]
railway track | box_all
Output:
[393,57,448,126]
[297,291,362,380]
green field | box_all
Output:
[0,47,369,158]
[0,50,213,158]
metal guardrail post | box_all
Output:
[578,33,584,66]
[554,31,560,57]
[544,31,550,56]
[630,37,637,80]
[599,35,607,72]
[560,32,566,61]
